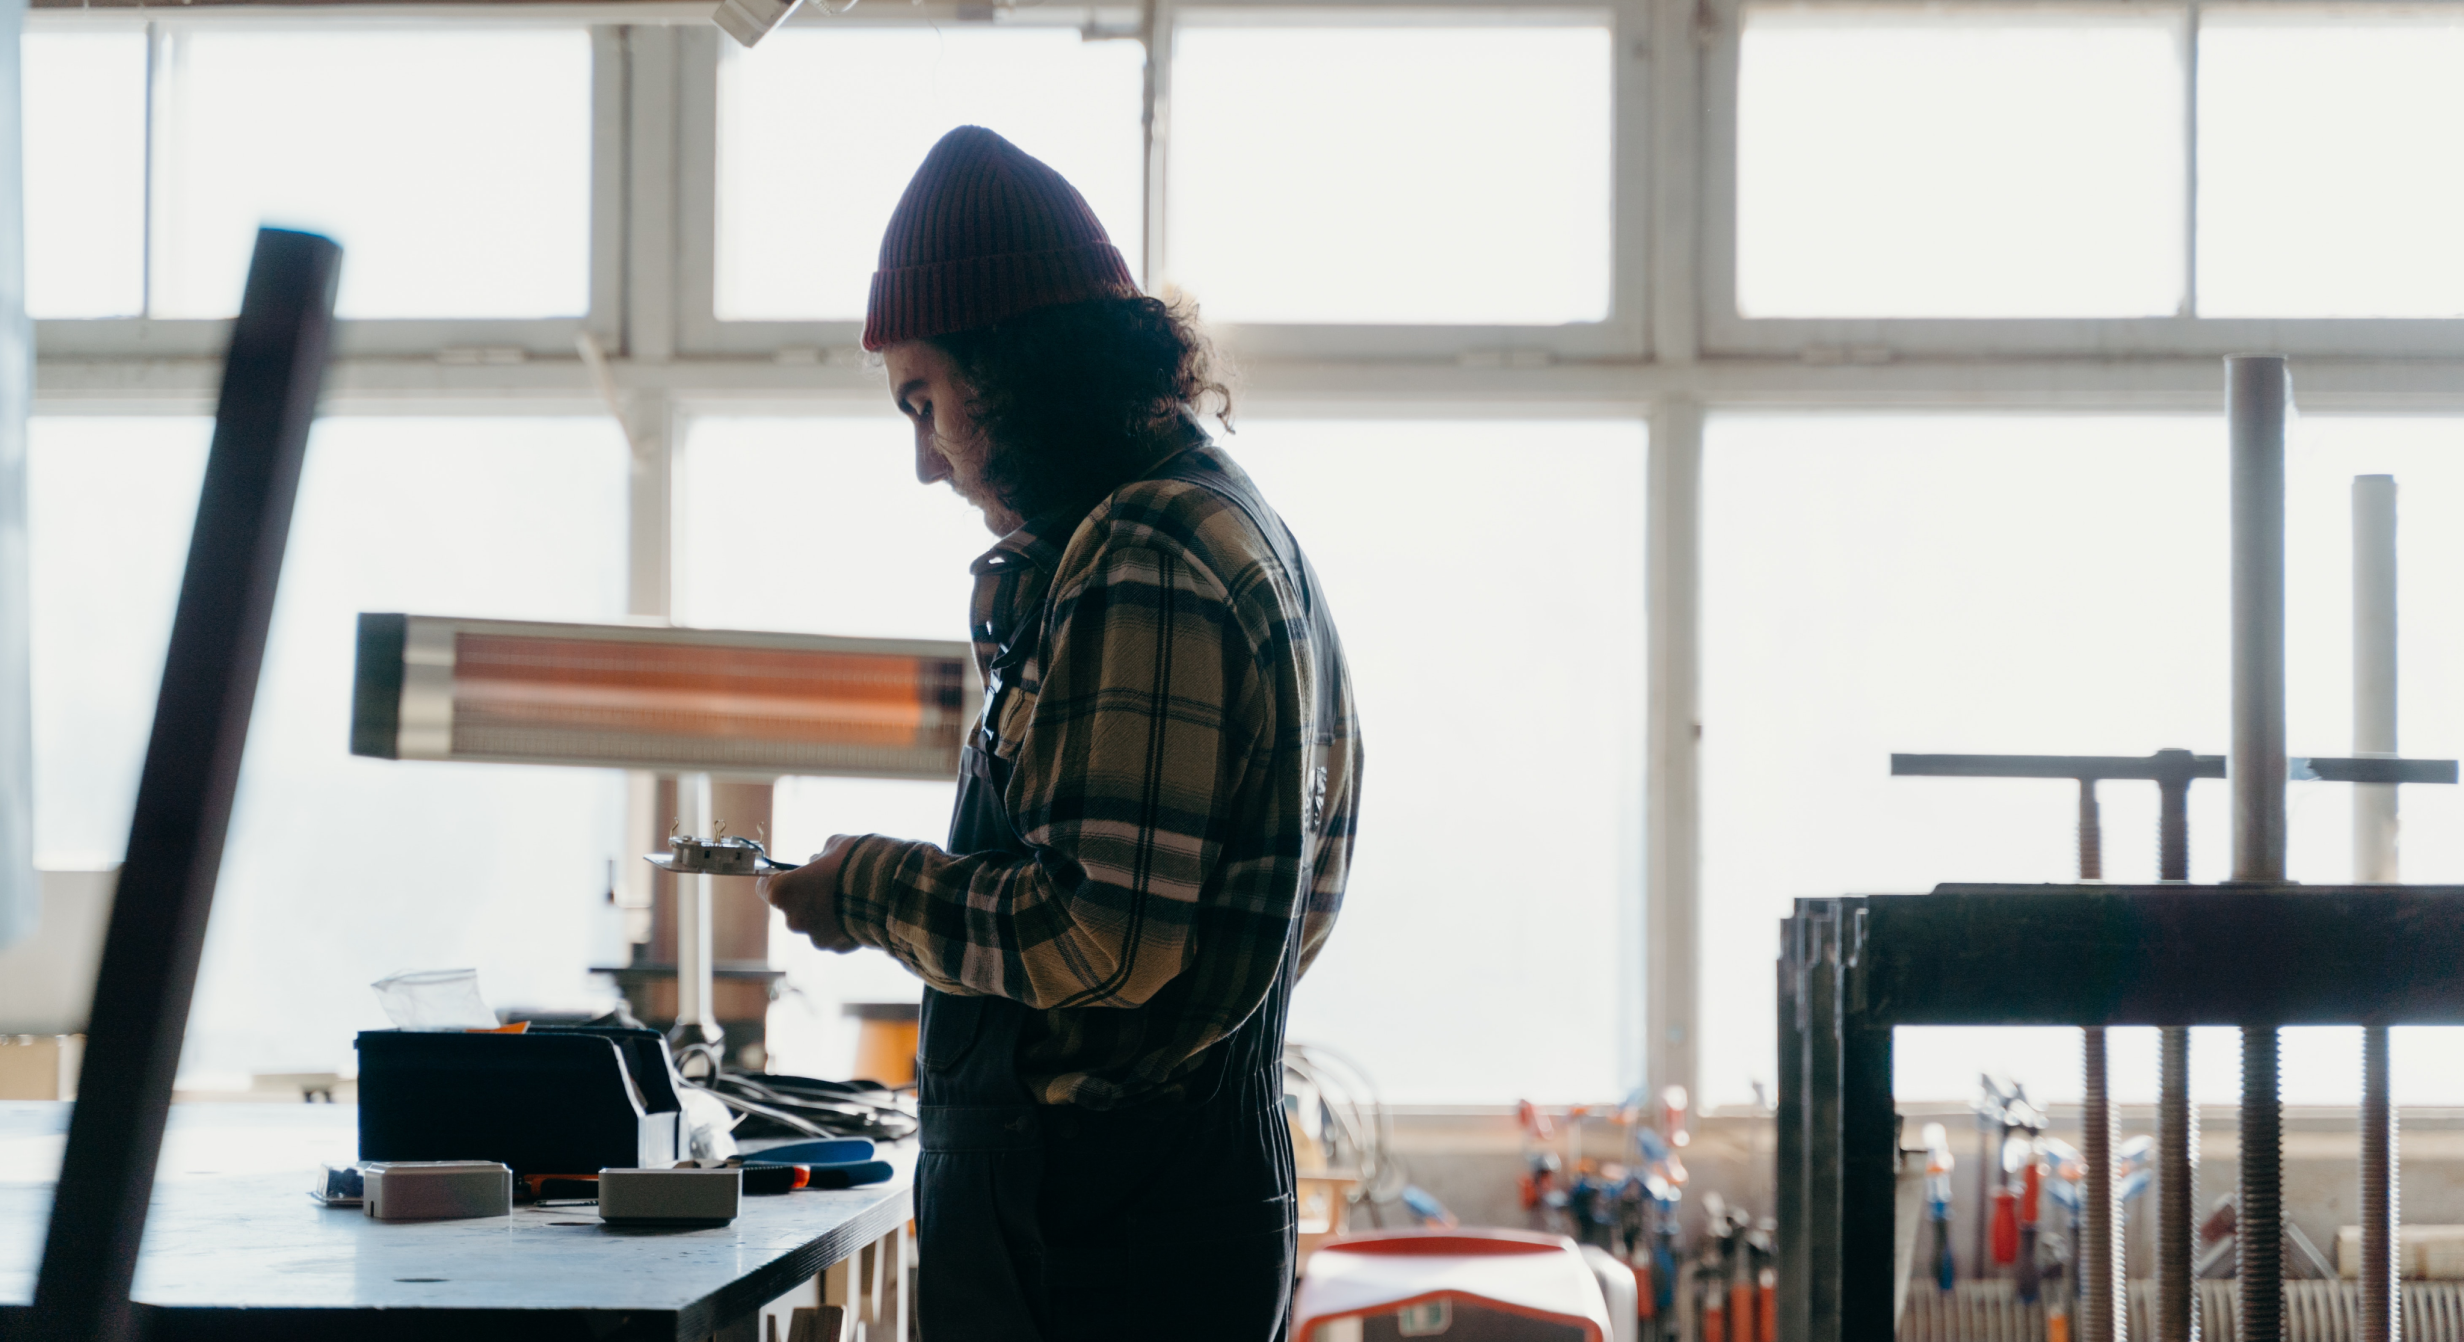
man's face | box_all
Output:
[885,341,1022,537]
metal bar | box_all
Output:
[2228,353,2289,1342]
[2229,354,2289,884]
[2157,1026,2199,1342]
[1860,887,2464,1025]
[674,772,718,1045]
[2158,774,2199,1342]
[2362,1024,2400,1342]
[1893,753,2225,783]
[28,228,339,1342]
[2296,757,2455,787]
[2355,473,2401,1342]
[2241,1026,2285,1342]
[1840,908,1894,1342]
[1778,914,1809,1342]
[2084,1027,2121,1342]
[2079,780,2104,881]
[1804,904,1843,1342]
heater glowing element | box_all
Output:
[351,614,976,779]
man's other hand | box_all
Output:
[761,835,859,952]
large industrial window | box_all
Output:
[676,413,984,1078]
[1735,7,2183,318]
[1166,15,1614,326]
[1241,418,1645,1104]
[713,27,1146,323]
[681,412,1646,1100]
[2198,7,2464,318]
[22,25,593,321]
[27,418,212,863]
[22,31,149,320]
[27,418,633,1085]
[1702,413,2464,1108]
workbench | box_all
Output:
[0,1101,912,1340]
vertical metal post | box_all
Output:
[1779,914,1809,1342]
[1838,906,1896,1342]
[674,772,718,1046]
[2355,473,2401,1342]
[2241,1028,2285,1342]
[2158,753,2198,1342]
[2084,1028,2122,1342]
[1647,396,1704,1107]
[2362,1026,2400,1342]
[1803,905,1843,1342]
[29,229,339,1342]
[2078,779,2104,881]
[2157,1028,2199,1342]
[2354,475,2398,881]
[2228,354,2289,1342]
[2229,356,2288,884]
[2080,777,2120,1342]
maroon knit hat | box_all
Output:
[863,126,1139,351]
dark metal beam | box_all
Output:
[1891,750,2225,783]
[2293,756,2459,785]
[28,228,339,1342]
[1857,885,2464,1025]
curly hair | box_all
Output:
[931,294,1234,523]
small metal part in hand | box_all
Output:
[646,834,798,877]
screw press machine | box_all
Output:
[1779,359,2464,1342]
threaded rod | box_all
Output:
[2241,1026,2284,1342]
[2362,1024,2399,1342]
[2157,1026,2198,1342]
[2084,1027,2122,1342]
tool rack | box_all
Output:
[1777,883,2464,1342]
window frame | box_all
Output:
[22,10,624,360]
[33,0,2464,1112]
[1698,0,2464,361]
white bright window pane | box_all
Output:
[1243,421,1645,1103]
[2199,9,2464,317]
[678,415,989,1076]
[1704,416,2227,1107]
[1167,22,1612,326]
[1736,8,2183,318]
[152,30,591,320]
[182,419,630,1083]
[1709,416,2464,1111]
[23,31,148,318]
[29,418,214,865]
[715,30,1145,323]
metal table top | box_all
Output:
[0,1101,912,1340]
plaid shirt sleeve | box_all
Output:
[831,529,1266,1011]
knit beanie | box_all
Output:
[862,126,1140,351]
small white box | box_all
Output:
[598,1167,741,1224]
[362,1161,513,1221]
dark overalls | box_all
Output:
[915,468,1338,1342]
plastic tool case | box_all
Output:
[356,1025,685,1174]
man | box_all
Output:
[760,126,1361,1342]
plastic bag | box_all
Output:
[370,968,499,1031]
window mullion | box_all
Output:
[2183,0,2202,319]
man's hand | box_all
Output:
[761,835,860,953]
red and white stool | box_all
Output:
[1291,1229,1616,1342]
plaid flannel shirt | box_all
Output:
[834,437,1359,1108]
